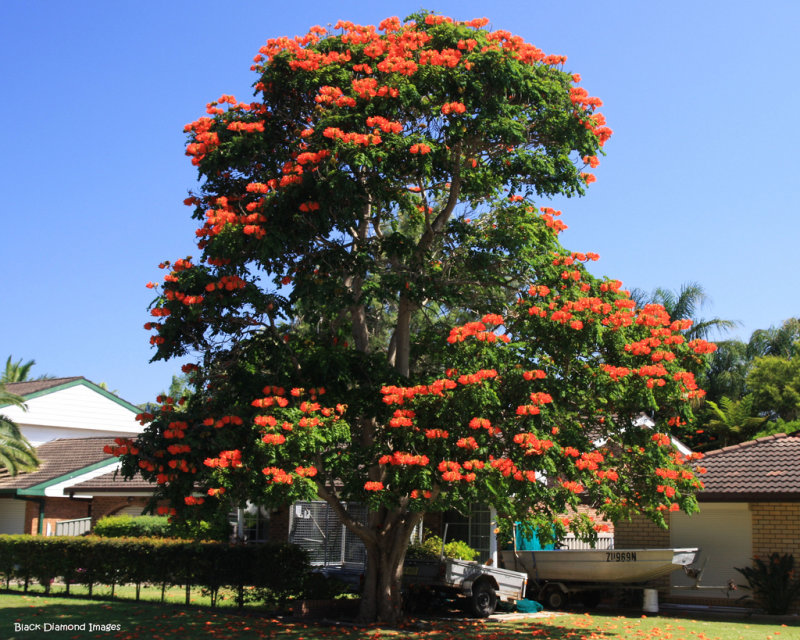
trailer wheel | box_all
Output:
[543,586,567,610]
[469,581,497,617]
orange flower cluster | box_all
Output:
[379,451,430,466]
[456,437,479,450]
[457,369,498,385]
[522,369,546,380]
[315,85,356,107]
[103,437,139,457]
[380,379,456,404]
[202,415,243,429]
[205,275,247,292]
[167,458,191,472]
[365,116,403,134]
[364,481,384,491]
[262,433,286,445]
[512,433,554,455]
[262,467,294,484]
[560,480,585,493]
[251,395,290,408]
[447,320,496,343]
[418,48,462,67]
[437,460,476,483]
[184,117,219,165]
[167,444,191,455]
[184,496,205,506]
[540,210,568,233]
[164,421,187,439]
[254,415,277,428]
[688,339,717,354]
[595,469,619,482]
[323,127,382,146]
[657,484,677,498]
[409,143,431,154]
[602,365,631,381]
[441,101,467,115]
[389,409,415,427]
[204,450,243,469]
[226,120,265,133]
[425,428,449,439]
[575,451,604,471]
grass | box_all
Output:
[0,592,797,640]
[0,581,275,610]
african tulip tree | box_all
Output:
[115,12,713,623]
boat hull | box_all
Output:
[500,548,698,583]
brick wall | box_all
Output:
[613,514,672,593]
[750,502,800,559]
[267,506,290,541]
[22,498,91,535]
[90,496,152,526]
[614,514,669,549]
[20,497,155,535]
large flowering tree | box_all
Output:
[114,12,713,623]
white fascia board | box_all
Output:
[45,461,122,498]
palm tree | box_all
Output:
[630,281,737,340]
[2,356,37,384]
[700,339,749,403]
[0,385,39,475]
[747,318,800,359]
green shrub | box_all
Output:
[407,532,479,561]
[93,515,171,538]
[94,514,229,541]
[736,552,800,615]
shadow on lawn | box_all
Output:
[0,598,296,640]
[0,597,618,640]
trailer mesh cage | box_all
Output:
[288,501,368,566]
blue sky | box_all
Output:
[1,1,798,406]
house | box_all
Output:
[0,377,143,446]
[0,378,150,535]
[0,437,154,535]
[615,432,800,609]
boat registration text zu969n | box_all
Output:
[606,551,637,562]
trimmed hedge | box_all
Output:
[93,515,172,538]
[0,535,308,606]
[93,515,228,541]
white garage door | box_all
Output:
[669,502,751,597]
[0,498,28,534]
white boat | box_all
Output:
[500,547,699,584]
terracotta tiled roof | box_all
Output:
[3,377,84,398]
[0,437,116,490]
[697,432,800,501]
[66,467,156,493]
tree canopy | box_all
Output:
[116,12,714,623]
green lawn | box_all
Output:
[0,592,796,640]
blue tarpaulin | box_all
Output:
[516,599,544,613]
[514,526,555,551]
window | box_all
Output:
[444,503,492,562]
[229,503,271,542]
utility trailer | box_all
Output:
[403,556,528,617]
